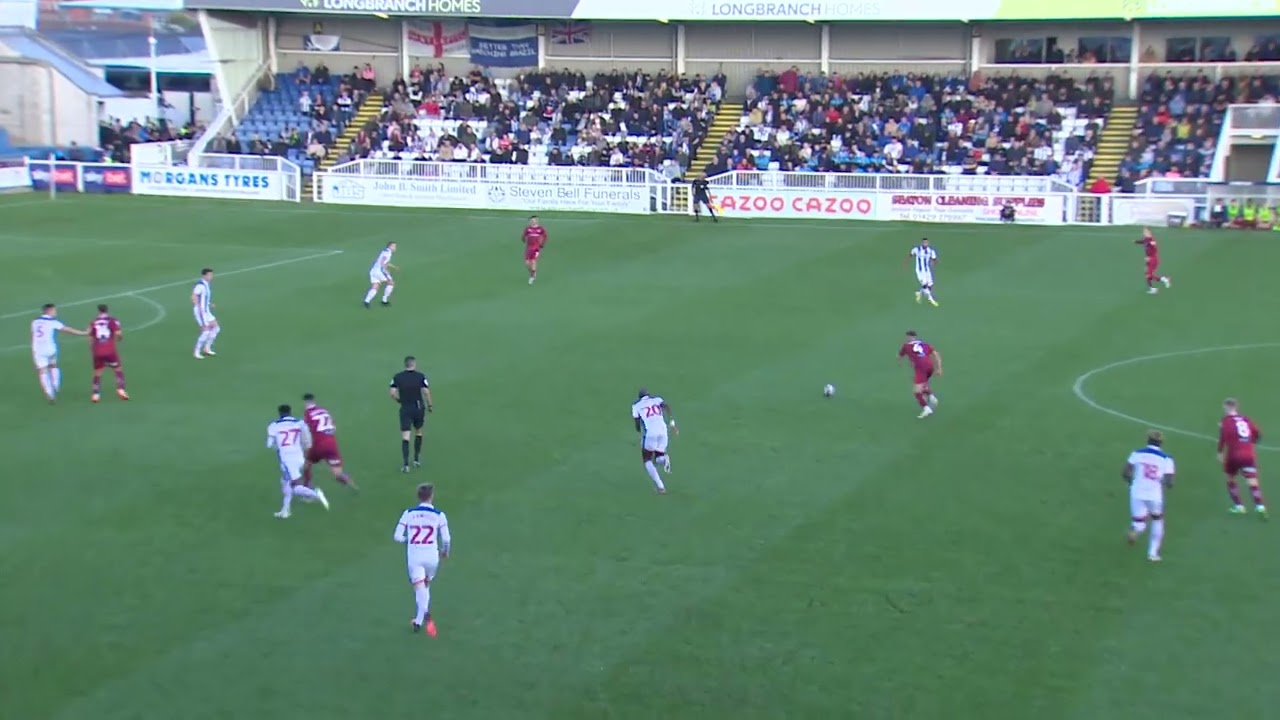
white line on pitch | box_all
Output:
[0,249,344,321]
[0,292,168,353]
[1071,342,1280,452]
[0,232,339,253]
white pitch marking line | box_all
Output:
[0,292,168,353]
[0,249,344,321]
[1071,342,1280,451]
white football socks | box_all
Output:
[279,483,293,513]
[51,367,61,392]
[203,327,220,353]
[363,288,377,304]
[39,370,53,398]
[195,330,210,354]
[1149,519,1164,558]
[644,461,665,491]
[291,485,319,502]
[382,284,394,302]
[414,584,431,623]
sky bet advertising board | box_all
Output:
[28,162,132,193]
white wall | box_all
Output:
[0,0,35,28]
[0,48,95,146]
[277,16,400,54]
[0,60,52,145]
[202,11,266,109]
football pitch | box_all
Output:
[4,193,1280,720]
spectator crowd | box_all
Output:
[1116,72,1278,191]
[708,69,1111,186]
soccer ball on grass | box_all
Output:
[823,384,835,398]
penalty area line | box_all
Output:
[0,249,344,321]
[1070,342,1280,452]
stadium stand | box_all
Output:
[701,71,1112,187]
[219,63,363,175]
[336,67,724,174]
[1114,72,1279,192]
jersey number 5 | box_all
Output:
[1141,463,1161,480]
[409,525,435,545]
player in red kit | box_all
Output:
[301,393,355,489]
[1136,227,1171,294]
[523,215,547,285]
[897,330,941,419]
[88,304,128,403]
[1218,397,1265,516]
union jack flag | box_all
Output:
[550,21,591,45]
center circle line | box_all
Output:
[1071,342,1280,452]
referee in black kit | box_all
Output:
[390,355,432,472]
[690,177,717,223]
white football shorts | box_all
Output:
[407,556,439,584]
[278,454,305,484]
[916,270,934,288]
[370,269,391,284]
[32,349,57,370]
[193,308,217,327]
[642,429,669,454]
[1130,496,1164,520]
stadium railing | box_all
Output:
[12,152,1278,228]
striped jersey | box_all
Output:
[910,245,937,274]
[371,247,394,273]
[193,279,212,319]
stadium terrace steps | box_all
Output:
[304,91,383,200]
[1089,104,1138,185]
[690,105,740,179]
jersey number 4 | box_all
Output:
[408,525,435,545]
[277,429,301,447]
[909,342,926,356]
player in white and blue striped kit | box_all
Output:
[907,239,939,307]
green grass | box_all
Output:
[2,192,1279,720]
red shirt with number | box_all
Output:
[1219,412,1260,474]
[304,404,343,465]
[90,313,122,368]
[898,339,936,383]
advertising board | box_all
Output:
[29,162,80,192]
[708,189,877,219]
[881,193,1066,225]
[182,0,1280,21]
[82,165,132,193]
[132,167,284,201]
[0,165,31,190]
[320,175,651,214]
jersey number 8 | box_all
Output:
[1236,419,1252,441]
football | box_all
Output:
[823,383,835,397]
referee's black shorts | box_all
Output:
[399,406,425,432]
